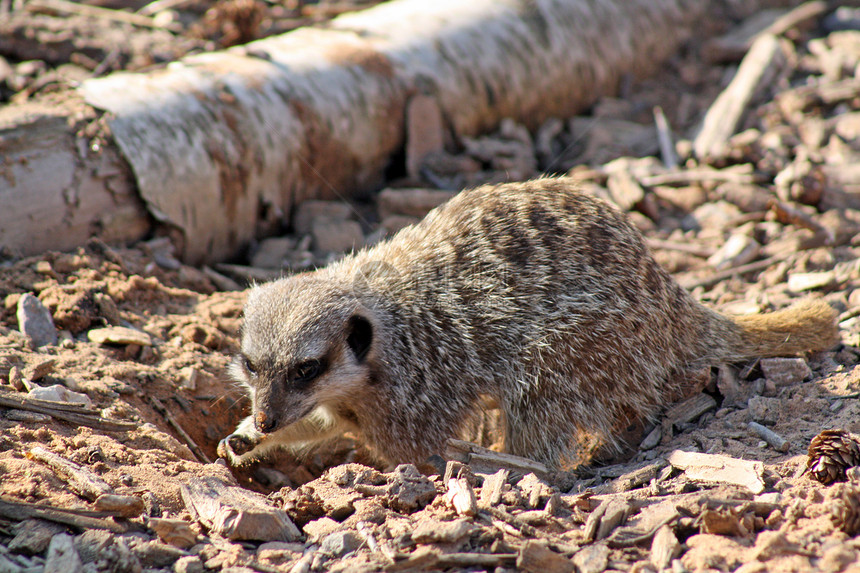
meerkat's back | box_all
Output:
[223,177,839,469]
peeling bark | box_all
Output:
[4,0,724,263]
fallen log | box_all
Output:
[0,0,785,263]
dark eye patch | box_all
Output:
[292,359,326,389]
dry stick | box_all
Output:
[437,553,518,568]
[27,446,113,501]
[763,0,827,37]
[0,390,136,432]
[679,256,780,291]
[653,106,678,169]
[146,396,212,464]
[646,238,716,258]
[748,421,791,452]
[136,0,197,16]
[769,200,835,245]
[0,497,127,533]
[481,506,580,555]
[639,167,761,187]
[693,33,787,160]
[26,0,182,31]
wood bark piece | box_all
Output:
[0,98,151,260]
[4,0,709,264]
[26,446,113,501]
[0,497,128,533]
[180,476,301,542]
[0,389,136,432]
[694,34,788,161]
[667,450,765,494]
[446,438,549,478]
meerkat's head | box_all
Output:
[230,274,377,435]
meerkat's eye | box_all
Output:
[242,355,257,376]
[293,359,325,387]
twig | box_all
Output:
[748,421,791,452]
[137,0,197,16]
[646,238,715,258]
[694,33,787,160]
[0,389,136,432]
[653,106,678,169]
[481,506,579,554]
[606,513,679,548]
[769,200,834,245]
[0,497,128,533]
[146,396,212,463]
[679,256,780,290]
[639,167,761,187]
[764,1,827,37]
[437,553,517,568]
[27,446,113,501]
[25,0,182,31]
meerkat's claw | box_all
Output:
[217,433,260,466]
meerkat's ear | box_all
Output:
[346,315,372,362]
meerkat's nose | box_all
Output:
[255,411,277,433]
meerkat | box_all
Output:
[218,177,839,469]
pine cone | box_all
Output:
[806,429,860,485]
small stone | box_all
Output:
[148,517,196,549]
[17,293,58,348]
[8,366,23,391]
[44,533,83,573]
[311,219,364,254]
[174,555,205,573]
[178,366,200,391]
[132,540,188,568]
[787,271,836,292]
[250,237,294,269]
[8,519,66,555]
[412,518,473,544]
[386,464,437,512]
[74,529,113,562]
[760,357,811,387]
[24,358,55,381]
[377,188,457,219]
[293,201,354,236]
[320,531,361,557]
[87,326,153,346]
[517,540,574,573]
[302,517,342,543]
[28,384,93,408]
[707,233,760,270]
[748,396,781,425]
[573,542,609,573]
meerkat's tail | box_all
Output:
[723,299,840,361]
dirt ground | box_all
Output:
[2,2,860,573]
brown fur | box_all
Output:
[218,177,840,469]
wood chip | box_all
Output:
[668,450,765,494]
[479,468,509,508]
[180,476,301,542]
[87,326,152,346]
[147,517,198,549]
[517,540,574,573]
[445,477,478,516]
[0,389,134,432]
[93,494,145,518]
[650,524,681,569]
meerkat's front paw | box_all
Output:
[217,433,260,466]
